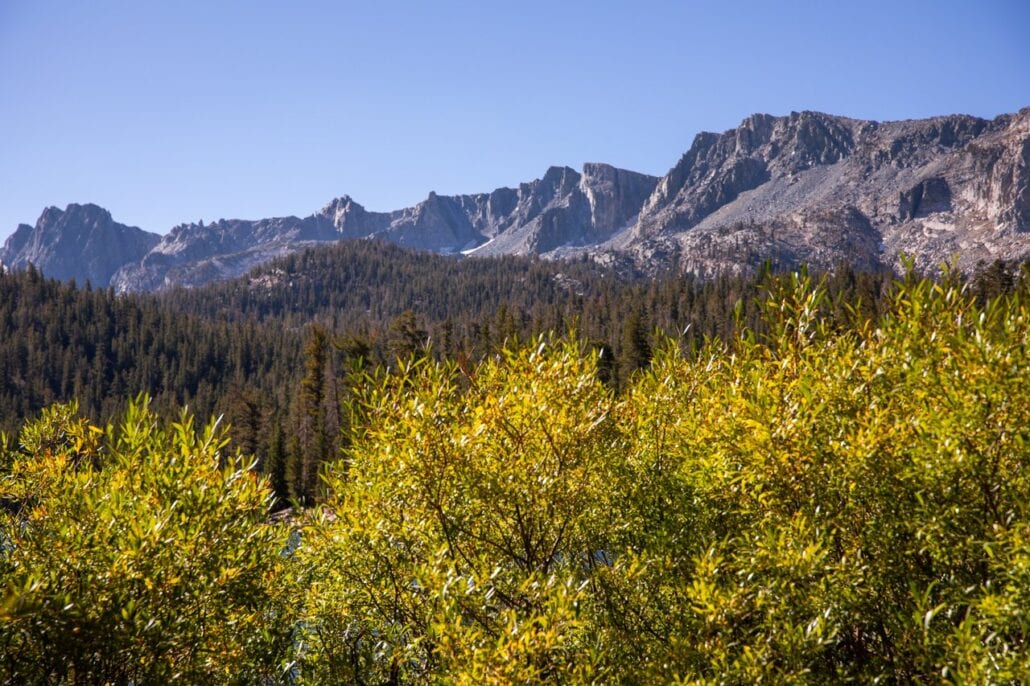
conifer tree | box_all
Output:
[619,308,652,386]
[263,416,290,508]
[288,324,330,506]
[386,310,428,364]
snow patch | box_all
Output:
[461,237,497,256]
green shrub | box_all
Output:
[0,398,296,684]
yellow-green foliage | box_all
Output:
[300,274,1029,684]
[298,344,616,684]
[2,273,1028,684]
[0,397,295,684]
[597,274,1030,683]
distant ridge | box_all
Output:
[4,108,1029,292]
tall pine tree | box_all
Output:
[288,325,330,506]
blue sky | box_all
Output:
[2,0,1028,240]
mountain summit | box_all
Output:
[0,204,159,287]
[4,108,1028,291]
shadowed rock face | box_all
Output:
[6,108,1030,291]
[0,204,159,286]
[899,177,952,221]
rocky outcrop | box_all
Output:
[635,112,862,238]
[461,164,659,256]
[0,204,159,286]
[898,177,952,221]
[320,195,391,239]
[378,191,482,252]
[109,214,343,292]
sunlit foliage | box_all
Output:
[0,398,295,684]
[299,272,1029,683]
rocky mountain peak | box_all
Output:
[1,203,159,286]
[320,194,357,215]
[42,203,112,227]
[541,165,580,190]
[773,111,857,171]
[318,195,388,237]
[3,224,34,258]
[578,163,659,239]
[624,107,1030,278]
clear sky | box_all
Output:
[2,0,1028,241]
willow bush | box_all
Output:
[0,398,296,684]
[300,273,1028,683]
[297,342,617,684]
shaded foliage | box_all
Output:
[0,266,299,435]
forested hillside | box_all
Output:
[3,242,1026,507]
[165,239,900,382]
[2,270,1028,683]
[0,265,300,434]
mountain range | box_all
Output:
[4,107,1029,291]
